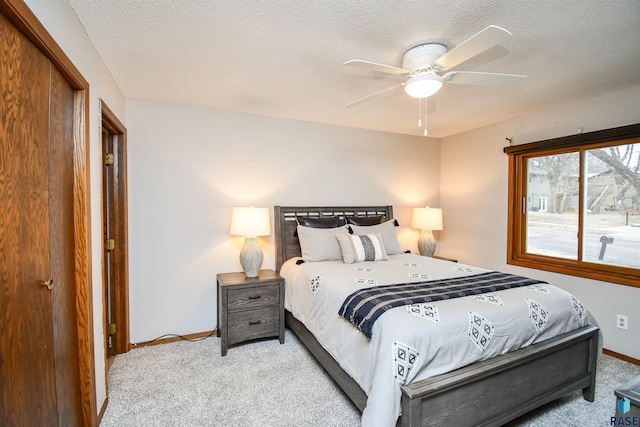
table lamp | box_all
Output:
[411,206,443,257]
[230,207,271,278]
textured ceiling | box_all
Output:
[67,0,640,138]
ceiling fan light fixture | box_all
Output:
[404,74,443,98]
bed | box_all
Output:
[274,205,599,427]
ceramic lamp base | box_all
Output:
[239,237,263,278]
[417,230,436,257]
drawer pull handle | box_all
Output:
[249,320,262,326]
[247,295,261,300]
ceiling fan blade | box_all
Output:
[343,60,410,75]
[344,83,404,108]
[443,71,527,88]
[433,25,512,71]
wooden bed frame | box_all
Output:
[274,205,599,427]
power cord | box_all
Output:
[131,329,217,348]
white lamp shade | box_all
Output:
[411,207,443,231]
[230,207,271,237]
[404,74,443,98]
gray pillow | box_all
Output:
[350,220,402,255]
[297,224,349,262]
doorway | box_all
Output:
[100,101,130,373]
[538,196,548,212]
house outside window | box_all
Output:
[505,124,640,288]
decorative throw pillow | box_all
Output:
[350,220,402,255]
[296,216,345,228]
[345,215,385,226]
[335,233,388,264]
[294,216,345,238]
[297,224,349,262]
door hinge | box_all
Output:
[107,323,116,335]
[105,153,114,165]
[105,238,115,251]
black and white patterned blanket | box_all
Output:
[339,271,546,338]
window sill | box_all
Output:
[507,254,640,288]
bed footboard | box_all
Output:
[399,325,599,427]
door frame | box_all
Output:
[100,100,130,360]
[1,1,96,425]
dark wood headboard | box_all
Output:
[273,205,394,272]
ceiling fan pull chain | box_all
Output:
[423,98,428,136]
[418,99,422,127]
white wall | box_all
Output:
[440,84,640,360]
[126,98,440,342]
[25,0,125,413]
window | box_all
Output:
[505,124,640,288]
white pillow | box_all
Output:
[350,220,402,255]
[335,233,388,264]
[297,225,349,262]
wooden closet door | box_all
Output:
[49,61,83,425]
[0,12,80,426]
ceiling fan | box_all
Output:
[343,25,527,135]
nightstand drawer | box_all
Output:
[227,285,279,311]
[227,306,280,343]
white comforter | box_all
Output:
[280,253,595,427]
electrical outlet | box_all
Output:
[616,314,628,330]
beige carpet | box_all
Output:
[100,330,640,426]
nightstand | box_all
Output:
[216,269,284,356]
